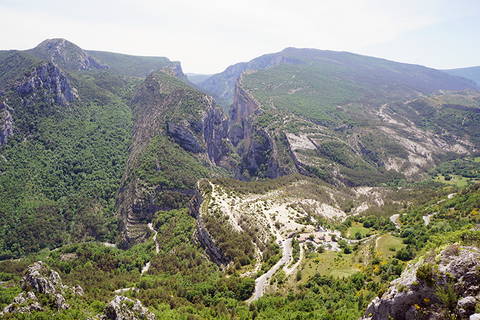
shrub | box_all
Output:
[416,263,435,286]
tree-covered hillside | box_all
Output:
[0,39,185,258]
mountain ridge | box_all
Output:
[444,66,480,85]
[198,47,478,108]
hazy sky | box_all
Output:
[0,0,479,74]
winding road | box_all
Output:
[247,238,293,303]
[141,223,159,274]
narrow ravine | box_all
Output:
[247,238,293,303]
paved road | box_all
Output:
[248,238,293,303]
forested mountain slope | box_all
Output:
[116,71,232,247]
[0,39,184,258]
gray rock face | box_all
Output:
[227,80,290,179]
[54,293,70,310]
[16,62,78,106]
[1,261,83,316]
[242,128,280,179]
[0,101,13,145]
[73,285,85,296]
[203,106,230,165]
[362,246,480,320]
[458,296,478,318]
[100,295,155,320]
[228,82,257,149]
[167,122,204,153]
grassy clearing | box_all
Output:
[299,250,361,281]
[434,174,471,188]
[346,222,373,239]
[474,157,480,163]
[376,234,404,259]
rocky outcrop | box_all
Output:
[228,81,283,179]
[21,261,65,294]
[16,62,78,106]
[160,64,188,82]
[196,220,231,266]
[228,81,259,146]
[241,128,281,179]
[96,295,155,320]
[1,261,83,315]
[2,292,43,314]
[0,101,13,145]
[362,245,480,320]
[30,38,108,71]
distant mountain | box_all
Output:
[87,50,185,78]
[186,73,212,84]
[444,66,480,85]
[217,47,480,185]
[198,47,477,108]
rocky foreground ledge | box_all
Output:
[1,261,83,315]
[91,295,155,320]
[1,261,156,320]
[362,245,480,320]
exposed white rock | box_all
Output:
[100,295,155,320]
[286,133,317,150]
